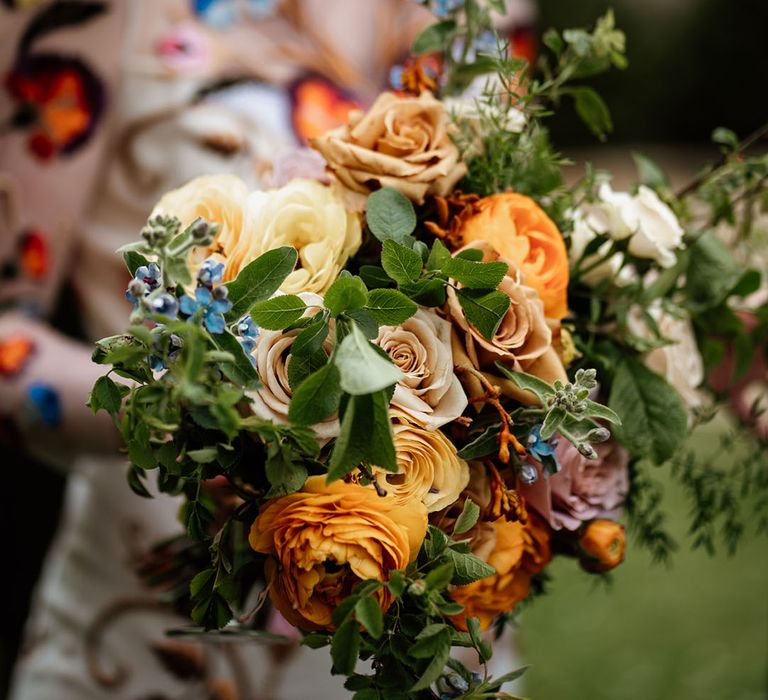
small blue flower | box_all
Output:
[26,382,61,427]
[235,314,260,359]
[527,425,561,474]
[149,293,179,318]
[196,258,225,288]
[433,0,463,17]
[180,285,232,334]
[389,65,404,91]
[125,262,161,305]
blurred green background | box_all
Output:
[518,415,768,700]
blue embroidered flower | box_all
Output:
[125,262,161,305]
[26,382,61,427]
[180,286,232,334]
[191,0,277,28]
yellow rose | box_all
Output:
[153,176,361,294]
[373,413,470,513]
[311,91,466,204]
[249,476,427,631]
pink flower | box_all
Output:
[156,23,210,74]
[521,439,629,531]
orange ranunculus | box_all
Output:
[249,476,427,631]
[450,513,551,631]
[578,519,626,572]
[456,193,569,320]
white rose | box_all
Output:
[568,207,623,287]
[375,307,468,430]
[627,303,705,411]
[596,182,638,240]
[627,185,684,268]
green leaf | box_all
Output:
[291,317,330,356]
[444,548,495,585]
[409,627,451,659]
[354,597,383,639]
[381,240,422,285]
[426,238,451,271]
[608,357,687,464]
[265,453,308,497]
[540,406,566,440]
[457,425,499,460]
[249,294,306,330]
[412,19,456,54]
[424,561,455,591]
[126,465,152,498]
[287,348,328,390]
[288,363,342,425]
[457,288,510,340]
[359,265,394,289]
[632,152,669,189]
[334,324,402,395]
[365,188,417,243]
[570,86,612,140]
[187,447,218,463]
[346,308,380,339]
[331,619,360,675]
[410,633,450,691]
[442,257,508,289]
[399,278,447,307]
[684,231,742,311]
[453,499,480,535]
[364,289,418,326]
[583,398,621,425]
[212,331,259,388]
[494,365,555,402]
[123,250,150,276]
[466,617,492,663]
[190,568,215,598]
[325,276,369,317]
[327,391,397,481]
[224,246,297,321]
[89,375,124,415]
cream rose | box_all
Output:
[311,91,466,205]
[374,307,468,430]
[447,242,552,373]
[153,176,361,294]
[568,207,624,287]
[246,293,338,439]
[596,183,684,268]
[373,413,469,513]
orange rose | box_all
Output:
[456,193,569,320]
[450,513,551,631]
[249,476,427,631]
[578,519,626,572]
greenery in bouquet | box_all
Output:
[88,2,768,697]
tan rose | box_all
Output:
[249,476,427,630]
[374,307,468,429]
[246,293,338,439]
[373,413,470,513]
[311,91,466,204]
[447,242,552,374]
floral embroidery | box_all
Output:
[289,75,361,145]
[2,1,108,161]
[190,0,278,29]
[25,382,61,426]
[155,23,211,75]
[0,335,35,377]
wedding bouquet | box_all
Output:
[89,3,767,697]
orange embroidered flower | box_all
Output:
[450,513,551,631]
[456,193,569,320]
[0,335,35,377]
[249,476,427,631]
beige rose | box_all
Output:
[246,293,338,439]
[311,91,466,204]
[373,413,469,513]
[447,242,552,374]
[374,307,468,430]
[153,176,361,294]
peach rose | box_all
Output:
[374,307,468,430]
[447,242,552,373]
[246,293,339,440]
[249,476,427,630]
[373,413,470,513]
[578,519,626,572]
[456,193,569,320]
[311,91,466,204]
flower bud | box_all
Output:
[579,519,626,572]
[576,442,598,460]
[191,219,213,244]
[408,579,427,597]
[519,462,538,485]
[587,427,611,443]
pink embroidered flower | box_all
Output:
[521,438,629,531]
[156,23,211,74]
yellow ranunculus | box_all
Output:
[152,176,361,295]
[249,476,427,631]
[373,414,469,513]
